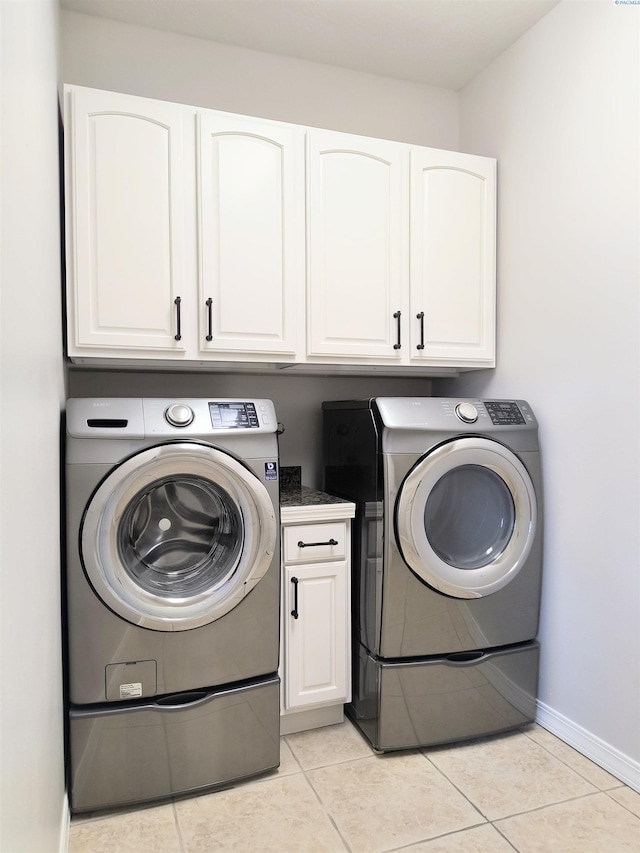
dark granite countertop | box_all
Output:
[280,485,353,508]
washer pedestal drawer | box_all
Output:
[69,675,280,812]
[348,642,539,752]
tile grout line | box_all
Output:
[490,788,632,825]
[421,744,604,824]
[602,787,640,820]
[171,800,186,853]
[299,765,352,852]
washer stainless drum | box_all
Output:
[323,397,543,752]
[64,398,281,811]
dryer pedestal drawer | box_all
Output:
[348,642,539,752]
[69,676,280,812]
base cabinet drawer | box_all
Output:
[283,521,347,563]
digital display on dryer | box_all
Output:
[484,402,526,425]
[208,402,259,429]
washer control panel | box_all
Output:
[208,401,261,430]
[65,398,279,439]
[484,401,526,425]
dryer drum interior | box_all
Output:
[424,464,516,570]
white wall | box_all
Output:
[0,1,67,850]
[436,1,639,786]
[60,9,459,148]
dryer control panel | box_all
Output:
[373,398,536,431]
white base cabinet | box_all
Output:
[64,85,496,375]
[280,503,355,734]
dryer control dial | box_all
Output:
[455,402,478,424]
[165,403,194,428]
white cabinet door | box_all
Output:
[410,148,496,364]
[307,130,407,359]
[198,113,303,356]
[66,87,189,354]
[284,561,349,710]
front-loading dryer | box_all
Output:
[64,397,281,811]
[323,397,543,752]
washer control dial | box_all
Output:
[165,403,194,428]
[455,402,478,424]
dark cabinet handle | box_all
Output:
[174,296,182,341]
[205,298,213,342]
[393,311,401,349]
[416,311,425,350]
[291,577,299,619]
[297,539,338,548]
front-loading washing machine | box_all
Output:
[64,397,281,811]
[323,397,543,751]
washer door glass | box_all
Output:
[396,437,537,598]
[81,443,277,631]
[117,475,243,598]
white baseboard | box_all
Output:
[59,794,70,853]
[536,700,640,793]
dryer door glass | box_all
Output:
[81,443,277,631]
[395,437,537,598]
[424,465,515,570]
[117,475,243,597]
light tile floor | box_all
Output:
[69,720,640,853]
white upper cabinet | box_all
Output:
[64,86,496,373]
[197,113,303,356]
[65,87,189,355]
[410,149,496,364]
[307,130,407,359]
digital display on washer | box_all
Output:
[209,402,259,429]
[484,401,526,425]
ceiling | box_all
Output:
[60,0,560,90]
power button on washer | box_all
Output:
[165,404,194,427]
[455,402,478,424]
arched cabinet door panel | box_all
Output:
[410,148,496,365]
[66,87,188,354]
[307,129,407,360]
[197,113,303,356]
